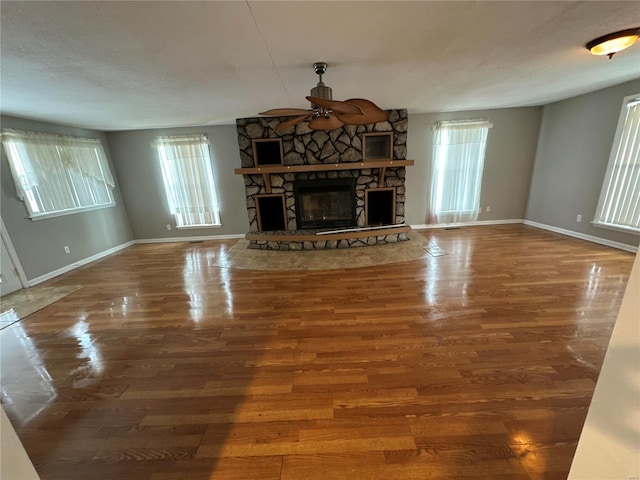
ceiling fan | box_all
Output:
[259,62,389,133]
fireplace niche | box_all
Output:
[294,179,356,230]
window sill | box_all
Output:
[30,203,116,221]
[591,221,640,236]
[175,224,222,230]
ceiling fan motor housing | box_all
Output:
[310,83,332,102]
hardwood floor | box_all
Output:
[0,225,634,480]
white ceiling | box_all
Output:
[1,1,639,131]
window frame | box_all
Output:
[1,130,116,220]
[154,134,222,229]
[592,93,640,235]
[428,119,492,225]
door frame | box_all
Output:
[0,217,29,289]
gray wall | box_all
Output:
[106,125,248,240]
[405,107,542,225]
[0,115,133,281]
[526,79,640,248]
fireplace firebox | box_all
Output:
[294,179,356,230]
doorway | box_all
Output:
[0,222,25,298]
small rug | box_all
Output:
[0,285,83,330]
[212,230,446,271]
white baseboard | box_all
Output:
[411,219,637,253]
[522,220,637,253]
[411,219,523,230]
[27,234,246,286]
[28,240,136,286]
[135,233,245,244]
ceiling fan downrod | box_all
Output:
[310,62,332,104]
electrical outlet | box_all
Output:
[166,224,172,231]
[63,246,70,254]
[576,214,582,222]
[486,206,491,213]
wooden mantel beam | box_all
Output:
[234,159,414,176]
[235,160,414,190]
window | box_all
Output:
[429,120,491,224]
[1,130,115,219]
[593,95,640,234]
[154,134,221,228]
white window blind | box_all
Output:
[154,134,221,228]
[429,120,491,224]
[593,97,640,233]
[1,130,116,219]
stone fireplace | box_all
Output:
[234,109,413,250]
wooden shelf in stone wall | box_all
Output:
[234,159,415,193]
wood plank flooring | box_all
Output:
[0,225,634,480]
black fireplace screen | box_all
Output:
[294,179,356,230]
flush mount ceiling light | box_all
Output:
[586,28,640,59]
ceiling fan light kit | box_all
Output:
[259,62,389,133]
[585,27,640,59]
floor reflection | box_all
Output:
[182,247,234,322]
[566,260,629,370]
[218,249,234,316]
[423,235,474,308]
[0,323,57,427]
[65,316,104,388]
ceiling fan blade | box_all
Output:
[335,98,389,125]
[305,96,363,115]
[259,108,313,116]
[308,115,344,131]
[275,115,311,133]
